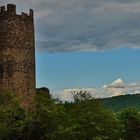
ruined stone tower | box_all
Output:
[0,4,35,108]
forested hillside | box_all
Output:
[101,94,140,112]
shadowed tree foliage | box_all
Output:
[36,87,51,99]
[0,89,140,140]
[118,107,140,140]
[0,90,26,140]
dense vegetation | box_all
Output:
[101,94,140,112]
[0,89,140,140]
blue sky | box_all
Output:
[36,47,140,97]
[36,48,140,89]
[1,0,140,98]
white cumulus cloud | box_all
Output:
[59,79,140,101]
[96,79,140,98]
[61,88,96,101]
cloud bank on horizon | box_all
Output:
[1,0,140,52]
[60,79,140,101]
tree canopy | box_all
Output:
[0,89,139,140]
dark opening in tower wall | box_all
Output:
[0,64,3,80]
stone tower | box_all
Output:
[0,4,35,108]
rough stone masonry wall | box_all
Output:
[0,4,35,109]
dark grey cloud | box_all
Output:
[1,0,140,52]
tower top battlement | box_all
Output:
[0,4,33,18]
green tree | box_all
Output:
[0,89,123,140]
[72,90,93,102]
[119,107,140,140]
[0,90,26,140]
[49,91,121,140]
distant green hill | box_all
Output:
[100,94,140,112]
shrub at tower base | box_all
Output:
[0,90,140,140]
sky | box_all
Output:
[1,0,140,99]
